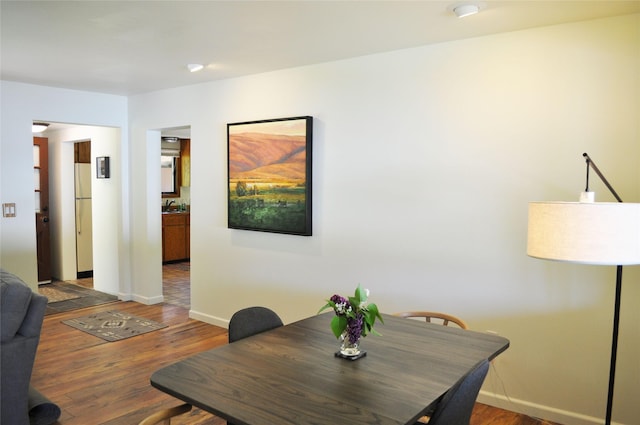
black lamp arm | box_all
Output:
[582,153,623,203]
[582,152,626,425]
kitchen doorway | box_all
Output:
[160,126,191,308]
[162,262,190,308]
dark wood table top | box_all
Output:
[150,313,509,425]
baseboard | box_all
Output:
[130,293,164,305]
[189,309,229,328]
[117,292,132,301]
[122,295,227,328]
[477,391,619,425]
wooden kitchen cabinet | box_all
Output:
[181,139,190,187]
[186,213,190,259]
[162,212,190,262]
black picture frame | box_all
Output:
[227,116,312,236]
[96,156,110,179]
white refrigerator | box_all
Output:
[74,163,93,274]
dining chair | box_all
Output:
[228,306,284,343]
[227,306,284,425]
[393,311,469,329]
[420,359,490,425]
[138,403,192,425]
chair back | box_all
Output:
[138,403,192,425]
[427,359,490,425]
[394,311,468,329]
[228,306,283,343]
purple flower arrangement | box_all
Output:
[319,284,383,343]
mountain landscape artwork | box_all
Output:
[228,116,312,235]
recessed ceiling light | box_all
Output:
[32,122,49,133]
[187,63,204,73]
[453,3,480,18]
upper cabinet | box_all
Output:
[75,141,91,163]
[181,139,190,188]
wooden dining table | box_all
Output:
[150,313,509,425]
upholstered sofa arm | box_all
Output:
[1,269,41,342]
[18,294,47,338]
[1,268,48,425]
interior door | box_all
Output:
[34,136,52,283]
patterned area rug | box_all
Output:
[39,286,81,303]
[62,310,167,342]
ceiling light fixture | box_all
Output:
[453,3,479,18]
[187,63,204,73]
[162,137,180,143]
[32,122,49,133]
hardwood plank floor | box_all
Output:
[33,301,226,424]
[32,264,559,424]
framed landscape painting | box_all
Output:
[227,116,313,236]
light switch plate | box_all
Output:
[2,203,16,217]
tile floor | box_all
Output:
[161,261,191,309]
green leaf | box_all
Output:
[363,303,383,336]
[368,303,384,323]
[369,327,382,336]
[354,284,366,303]
[330,315,347,339]
[317,302,333,315]
[347,296,359,317]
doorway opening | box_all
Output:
[33,121,121,300]
[33,120,118,313]
[34,136,51,284]
[74,141,93,279]
[160,126,191,309]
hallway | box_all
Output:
[39,261,190,313]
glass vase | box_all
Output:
[339,331,361,357]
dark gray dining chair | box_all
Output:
[419,359,490,425]
[228,306,284,343]
[227,306,284,425]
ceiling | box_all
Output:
[2,1,639,97]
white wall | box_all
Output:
[0,82,129,296]
[127,14,639,425]
[47,125,122,295]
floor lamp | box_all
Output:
[527,153,640,425]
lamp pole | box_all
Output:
[605,266,622,425]
[583,153,623,425]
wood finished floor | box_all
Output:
[32,263,560,424]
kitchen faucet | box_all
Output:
[164,200,175,211]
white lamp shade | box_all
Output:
[527,202,640,265]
